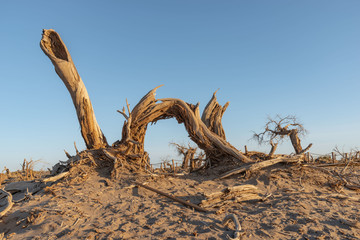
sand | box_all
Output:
[0,162,359,239]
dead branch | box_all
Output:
[134,181,207,212]
[223,214,241,240]
[42,171,69,183]
[0,188,13,218]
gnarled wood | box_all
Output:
[40,29,107,149]
[202,90,229,140]
[115,86,251,166]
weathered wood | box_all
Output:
[134,182,207,212]
[218,156,302,179]
[115,86,251,165]
[201,90,229,139]
[223,214,242,240]
[268,141,278,158]
[201,184,261,207]
[0,188,13,218]
[42,171,69,183]
[40,29,107,149]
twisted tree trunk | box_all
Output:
[114,86,251,165]
[40,29,107,149]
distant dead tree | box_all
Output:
[40,29,251,174]
[253,115,312,157]
[170,143,205,170]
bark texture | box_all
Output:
[40,29,107,149]
[201,90,229,140]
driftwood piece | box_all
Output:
[42,171,69,183]
[201,185,261,208]
[134,182,207,212]
[0,188,13,218]
[223,214,241,240]
[340,219,360,229]
[218,156,302,180]
[40,29,107,149]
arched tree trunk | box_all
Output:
[114,86,251,165]
[40,29,107,149]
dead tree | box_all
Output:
[253,115,312,155]
[170,143,205,170]
[40,29,251,170]
[40,30,108,150]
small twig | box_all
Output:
[340,156,353,175]
[223,214,241,240]
[64,150,72,159]
[13,188,33,203]
[117,108,129,120]
[74,142,79,155]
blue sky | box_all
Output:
[0,1,359,171]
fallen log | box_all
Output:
[201,184,261,208]
[217,156,302,180]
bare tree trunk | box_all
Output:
[40,29,107,149]
[289,130,313,154]
[268,141,278,158]
[289,130,303,154]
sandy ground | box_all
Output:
[0,162,360,240]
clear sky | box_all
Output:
[0,1,359,171]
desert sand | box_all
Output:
[1,159,360,240]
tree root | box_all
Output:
[0,188,13,218]
[223,214,241,240]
